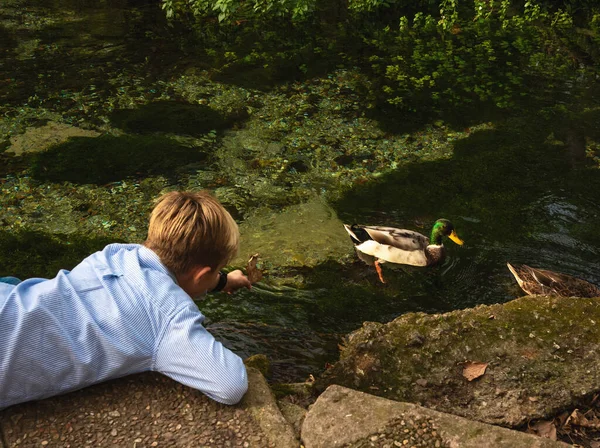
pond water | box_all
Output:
[1,0,600,383]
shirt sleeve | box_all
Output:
[153,305,248,405]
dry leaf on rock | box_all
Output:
[565,409,600,430]
[527,420,557,440]
[246,253,263,283]
[462,361,488,381]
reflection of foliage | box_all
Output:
[163,0,317,21]
[369,2,594,114]
[162,0,441,22]
[161,1,599,119]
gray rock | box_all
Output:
[301,385,568,448]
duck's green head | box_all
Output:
[431,219,464,246]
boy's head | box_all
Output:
[144,190,239,276]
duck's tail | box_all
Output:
[343,224,362,245]
[506,263,525,290]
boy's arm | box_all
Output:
[153,306,248,405]
[211,269,252,294]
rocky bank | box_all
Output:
[1,295,599,447]
[316,295,600,428]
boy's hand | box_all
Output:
[223,270,252,294]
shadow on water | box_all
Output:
[205,109,600,382]
[0,25,17,54]
[206,27,345,91]
[200,271,405,383]
[29,135,210,184]
[109,101,248,136]
[201,253,505,382]
[334,113,600,236]
[365,99,512,137]
[0,229,119,280]
[330,111,600,307]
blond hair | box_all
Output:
[144,190,239,275]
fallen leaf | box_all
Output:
[462,361,488,381]
[555,411,570,428]
[527,420,557,440]
[565,409,586,428]
[246,253,263,283]
[565,409,600,430]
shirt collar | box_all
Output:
[138,245,179,284]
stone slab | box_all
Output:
[301,385,568,448]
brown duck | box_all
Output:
[507,263,600,298]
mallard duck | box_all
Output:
[343,219,464,283]
[507,263,600,298]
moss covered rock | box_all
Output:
[315,295,600,427]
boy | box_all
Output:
[0,190,252,410]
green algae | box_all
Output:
[244,354,272,378]
[233,196,351,269]
[0,174,163,243]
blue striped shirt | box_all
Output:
[0,244,247,409]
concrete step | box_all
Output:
[0,368,298,448]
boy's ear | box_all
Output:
[192,265,213,282]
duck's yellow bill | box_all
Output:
[449,231,464,246]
